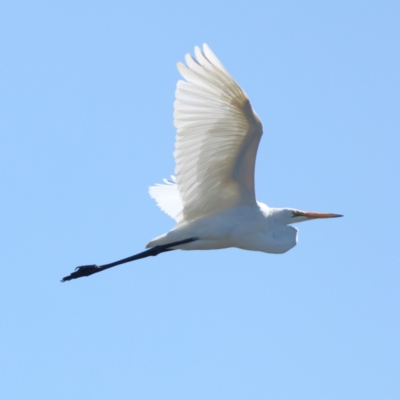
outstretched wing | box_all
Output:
[174,44,263,222]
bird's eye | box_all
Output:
[292,210,302,218]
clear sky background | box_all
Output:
[1,1,399,399]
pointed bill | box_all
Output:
[303,212,343,219]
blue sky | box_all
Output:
[1,1,399,399]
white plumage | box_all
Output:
[147,44,341,254]
[148,176,183,223]
[61,44,342,282]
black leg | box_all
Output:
[61,237,197,282]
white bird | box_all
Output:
[62,44,341,282]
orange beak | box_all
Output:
[303,212,343,219]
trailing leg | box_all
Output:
[61,237,197,282]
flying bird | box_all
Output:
[62,44,342,282]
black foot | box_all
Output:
[61,264,100,282]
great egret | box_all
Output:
[62,44,342,282]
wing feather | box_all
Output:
[173,44,263,222]
[148,177,183,222]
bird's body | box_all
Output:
[62,44,341,282]
[147,202,298,254]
